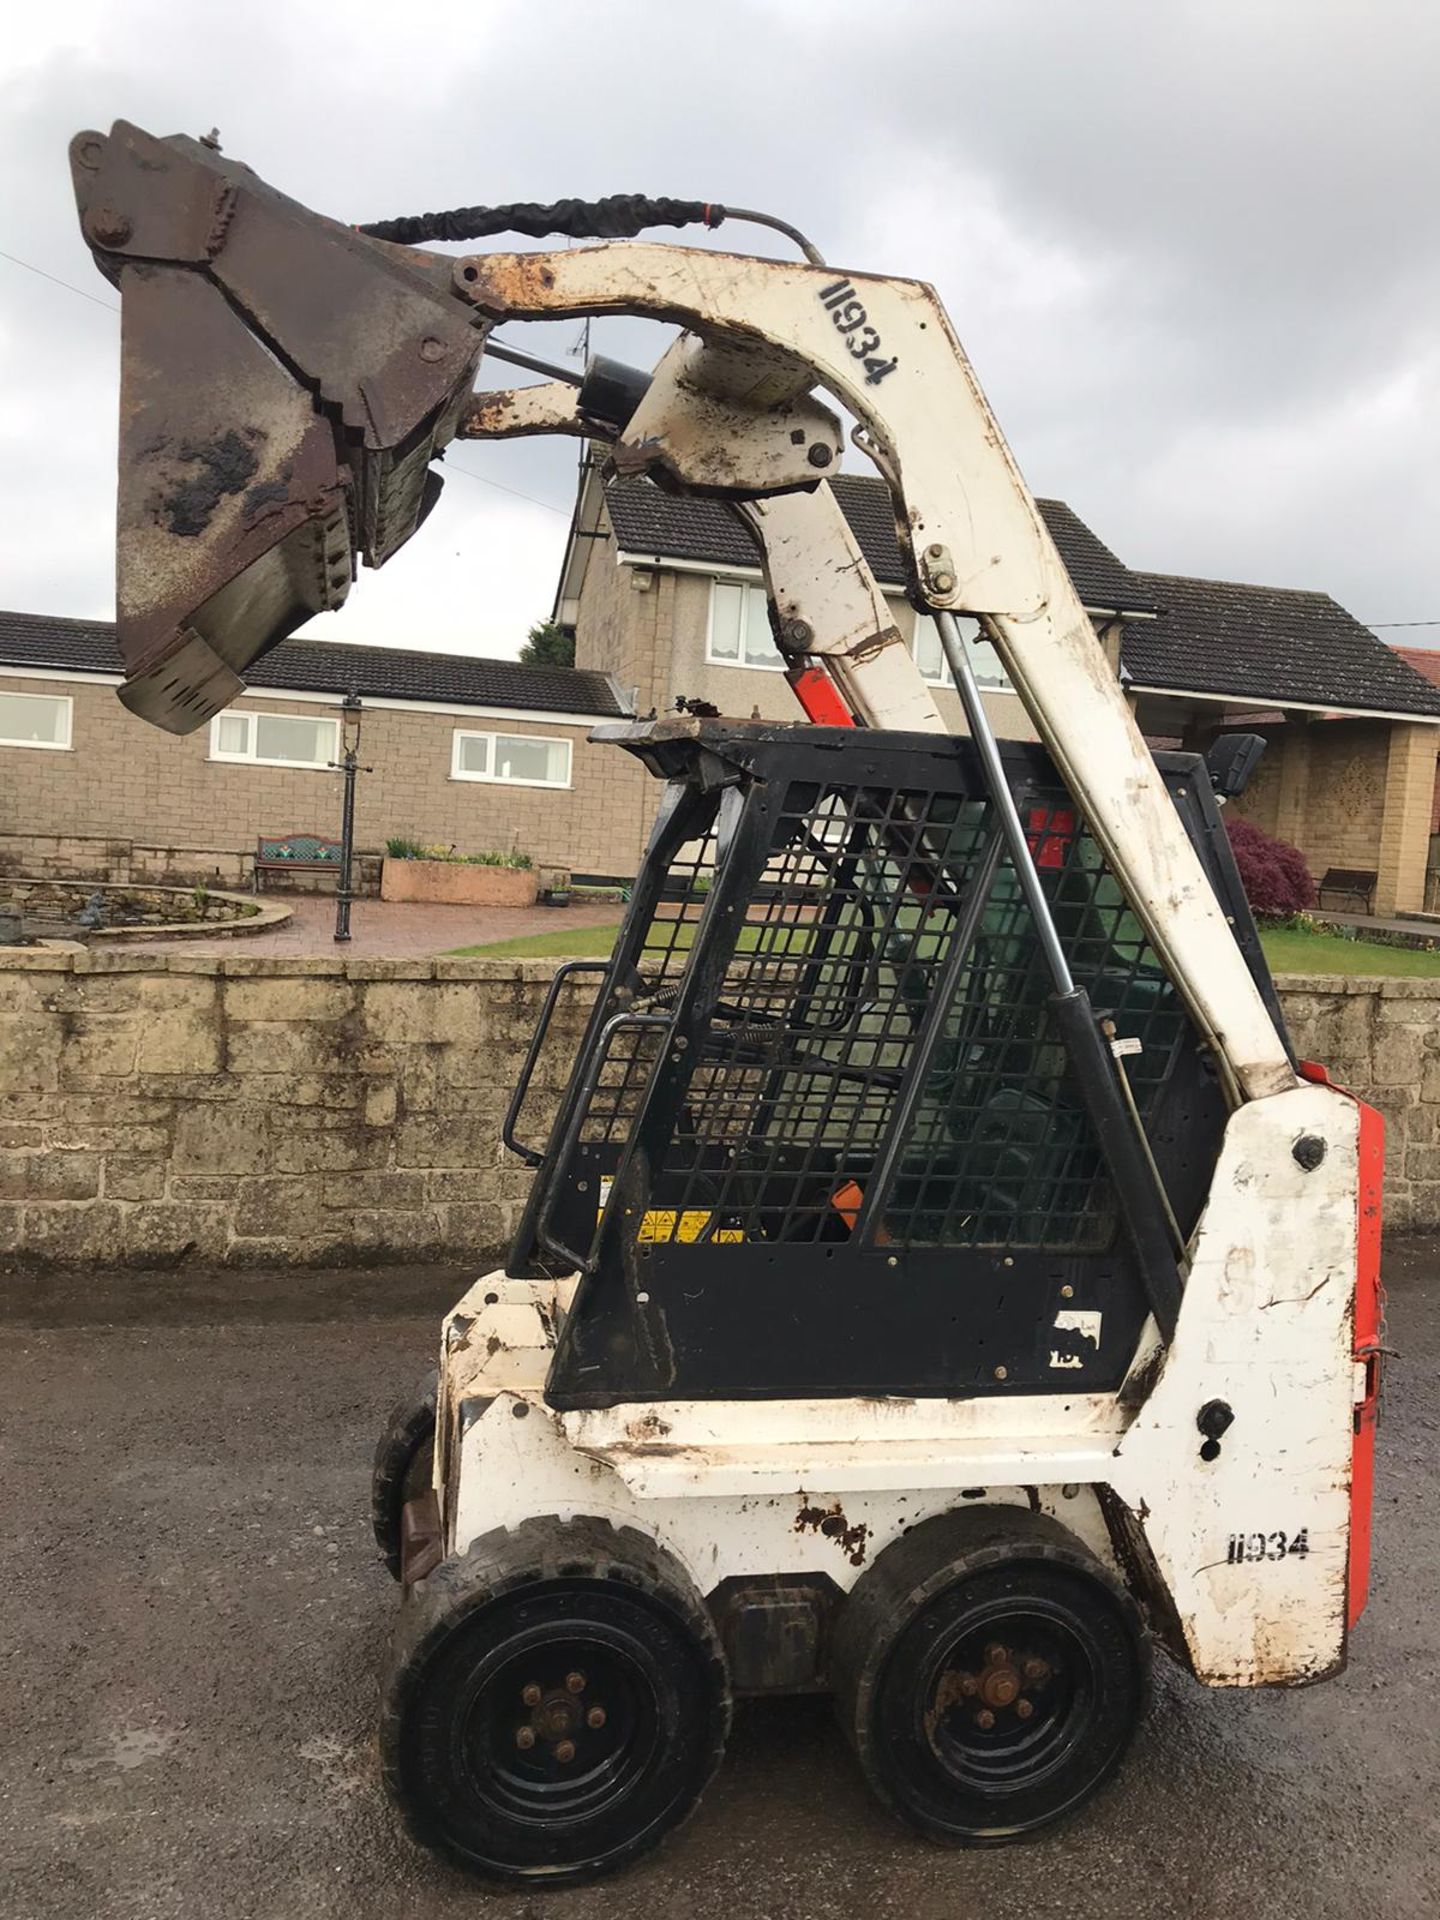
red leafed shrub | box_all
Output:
[1225,813,1316,918]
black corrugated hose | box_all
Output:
[358,195,824,265]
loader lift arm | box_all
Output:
[71,119,1293,1117]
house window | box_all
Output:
[911,616,1012,691]
[209,709,340,769]
[451,729,573,788]
[0,690,72,750]
[707,580,786,671]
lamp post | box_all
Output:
[332,691,370,943]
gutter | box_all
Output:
[1125,682,1440,727]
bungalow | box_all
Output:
[0,611,637,890]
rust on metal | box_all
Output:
[459,382,590,442]
[453,253,559,314]
[624,1411,673,1443]
[793,1499,869,1567]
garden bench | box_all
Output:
[1316,867,1377,915]
[253,833,343,893]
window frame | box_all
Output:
[0,689,73,751]
[450,727,573,790]
[208,708,341,771]
[705,578,787,673]
[911,616,1012,692]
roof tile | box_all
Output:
[1123,574,1440,720]
[0,611,627,718]
[603,472,1155,615]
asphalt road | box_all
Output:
[2,1247,1436,1920]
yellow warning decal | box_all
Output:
[595,1182,743,1244]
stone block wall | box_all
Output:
[0,954,1436,1271]
[0,952,594,1270]
[1277,976,1440,1230]
[0,830,384,895]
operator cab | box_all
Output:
[506,718,1285,1408]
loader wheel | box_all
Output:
[371,1372,437,1580]
[832,1506,1148,1845]
[380,1515,730,1885]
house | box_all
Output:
[556,458,1440,914]
[0,612,637,890]
[555,464,1160,748]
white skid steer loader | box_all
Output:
[73,121,1384,1887]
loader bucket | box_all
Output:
[71,122,486,733]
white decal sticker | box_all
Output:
[1053,1309,1102,1348]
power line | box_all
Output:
[0,245,119,312]
[442,462,570,516]
[1368,619,1440,629]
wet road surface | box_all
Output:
[1,1246,1436,1920]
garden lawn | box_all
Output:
[451,920,1440,978]
[451,921,624,960]
[1258,926,1440,977]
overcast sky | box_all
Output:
[4,0,1438,659]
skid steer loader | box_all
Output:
[73,121,1383,1886]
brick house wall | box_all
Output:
[1220,716,1437,915]
[0,670,635,885]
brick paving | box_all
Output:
[141,891,620,957]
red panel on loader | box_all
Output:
[1298,1060,1384,1630]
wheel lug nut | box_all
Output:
[586,1705,606,1729]
[958,1673,978,1697]
[1022,1658,1049,1684]
[984,1643,1008,1666]
[515,1725,536,1750]
[1015,1698,1034,1721]
[975,1708,996,1731]
[565,1671,586,1694]
[521,1683,542,1706]
[555,1739,576,1764]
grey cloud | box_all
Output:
[2,0,1436,653]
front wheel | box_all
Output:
[380,1516,730,1884]
[832,1506,1148,1844]
[371,1373,437,1581]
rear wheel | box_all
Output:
[832,1506,1148,1844]
[381,1516,729,1884]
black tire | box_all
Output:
[371,1372,437,1580]
[380,1515,730,1885]
[832,1506,1149,1845]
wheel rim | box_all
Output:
[453,1606,666,1829]
[909,1597,1100,1799]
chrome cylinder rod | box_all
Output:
[933,609,1074,995]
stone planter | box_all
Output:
[380,859,538,908]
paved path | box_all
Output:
[142,892,620,957]
[1,1246,1436,1920]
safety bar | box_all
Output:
[535,1011,675,1272]
[501,960,613,1168]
